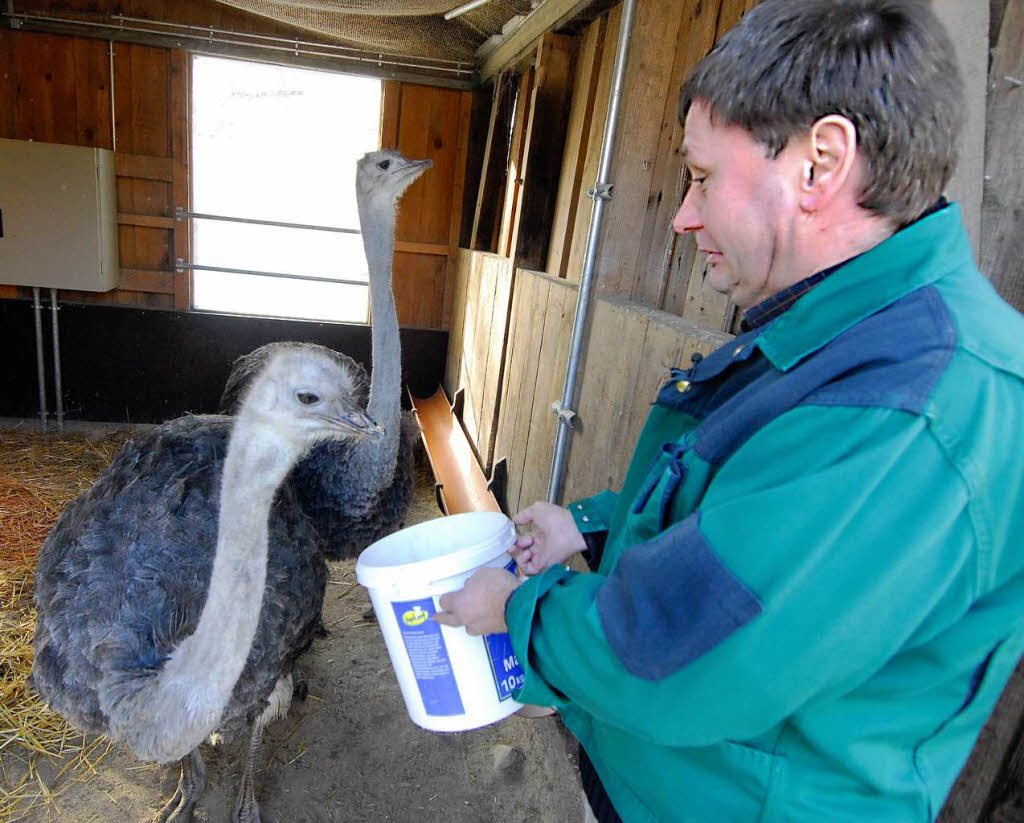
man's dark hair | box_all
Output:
[679,0,964,228]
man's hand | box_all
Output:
[434,567,522,636]
[510,501,587,575]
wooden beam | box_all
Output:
[115,152,173,181]
[548,13,607,279]
[118,268,177,293]
[498,68,536,258]
[380,81,401,150]
[470,74,514,251]
[633,0,719,308]
[480,0,599,81]
[394,240,449,256]
[118,213,176,229]
[980,0,1023,312]
[513,33,575,272]
[443,90,475,331]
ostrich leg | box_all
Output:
[154,748,207,823]
[233,673,293,823]
[232,721,266,823]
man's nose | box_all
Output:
[673,186,701,234]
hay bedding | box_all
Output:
[0,428,134,822]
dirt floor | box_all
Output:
[1,427,584,823]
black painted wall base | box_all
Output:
[0,299,448,425]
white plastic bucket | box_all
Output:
[355,511,525,732]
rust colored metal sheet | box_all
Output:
[410,386,501,515]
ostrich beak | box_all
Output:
[326,401,383,439]
[401,158,432,183]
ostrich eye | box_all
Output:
[296,391,320,406]
[377,159,391,170]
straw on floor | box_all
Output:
[0,428,133,822]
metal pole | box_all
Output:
[546,0,637,504]
[109,40,116,153]
[5,12,474,81]
[50,289,64,433]
[32,287,47,433]
[175,261,369,287]
[178,208,360,235]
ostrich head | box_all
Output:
[238,349,382,449]
[355,149,432,211]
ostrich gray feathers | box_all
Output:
[31,415,325,746]
[219,341,417,560]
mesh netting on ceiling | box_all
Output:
[212,0,539,63]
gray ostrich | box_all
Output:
[219,149,432,558]
[31,348,380,823]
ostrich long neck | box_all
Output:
[140,421,301,759]
[357,195,402,477]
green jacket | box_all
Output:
[506,204,1024,821]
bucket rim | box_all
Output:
[355,511,516,590]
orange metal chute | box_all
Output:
[408,387,501,515]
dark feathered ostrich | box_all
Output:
[31,149,432,823]
[219,149,432,559]
[31,348,380,823]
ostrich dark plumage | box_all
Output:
[219,340,418,559]
[31,348,381,823]
[32,415,325,741]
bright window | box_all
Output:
[190,56,381,323]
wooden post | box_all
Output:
[512,33,575,272]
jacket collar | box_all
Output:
[757,203,973,372]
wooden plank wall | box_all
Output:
[492,268,578,512]
[980,0,1023,313]
[484,269,730,513]
[443,250,514,470]
[0,31,186,308]
[382,81,473,330]
[0,24,467,329]
[447,0,757,512]
[561,299,729,503]
[548,0,758,335]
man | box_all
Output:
[435,1,1024,820]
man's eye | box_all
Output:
[377,159,391,170]
[296,392,320,405]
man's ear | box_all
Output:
[798,114,858,213]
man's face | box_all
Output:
[673,100,801,310]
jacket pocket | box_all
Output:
[713,737,788,823]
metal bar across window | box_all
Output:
[4,11,475,81]
[176,207,361,235]
[175,260,368,287]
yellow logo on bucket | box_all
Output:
[402,606,429,626]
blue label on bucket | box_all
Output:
[392,598,465,717]
[483,558,525,701]
[484,632,524,701]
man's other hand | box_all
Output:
[510,502,587,575]
[434,567,522,636]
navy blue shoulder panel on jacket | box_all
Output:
[659,286,956,466]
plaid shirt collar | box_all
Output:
[741,261,850,331]
[742,199,949,332]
